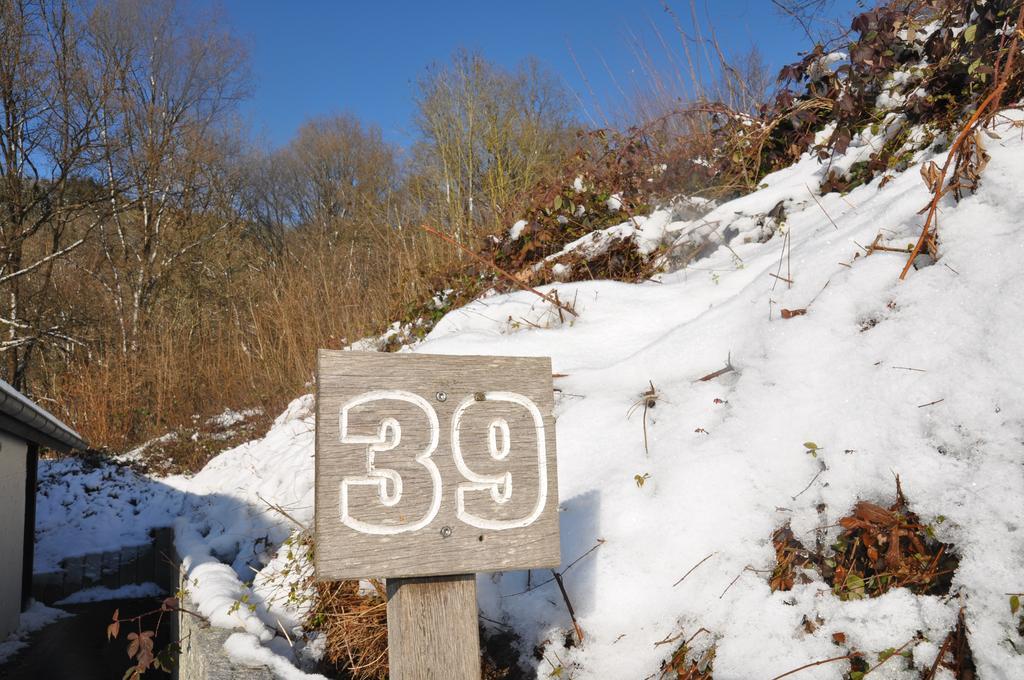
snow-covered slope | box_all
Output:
[33,113,1024,679]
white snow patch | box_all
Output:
[55,583,164,605]
[0,601,69,663]
[509,219,528,240]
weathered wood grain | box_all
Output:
[315,351,561,580]
[386,575,480,680]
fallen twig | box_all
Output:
[806,185,840,230]
[673,552,717,587]
[768,653,863,680]
[867,233,913,255]
[792,463,826,501]
[503,539,604,598]
[718,566,757,599]
[696,353,734,382]
[859,637,918,677]
[552,570,585,643]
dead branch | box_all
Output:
[695,352,734,382]
[768,653,863,680]
[552,570,585,643]
[900,3,1024,279]
[673,552,717,587]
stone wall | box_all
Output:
[170,543,274,680]
[32,527,275,679]
[32,527,176,604]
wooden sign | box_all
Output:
[314,350,561,580]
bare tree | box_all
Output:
[412,50,573,237]
[287,114,397,237]
[237,113,398,266]
[86,0,248,353]
[0,0,122,388]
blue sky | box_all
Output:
[220,1,861,149]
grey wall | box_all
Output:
[0,430,28,639]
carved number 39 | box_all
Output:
[338,390,548,535]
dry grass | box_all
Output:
[45,225,462,456]
[309,580,389,680]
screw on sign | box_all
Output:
[315,351,561,680]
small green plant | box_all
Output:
[803,441,822,457]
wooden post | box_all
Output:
[315,352,562,678]
[386,574,480,680]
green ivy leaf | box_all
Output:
[963,24,977,43]
[1012,594,1021,615]
[803,442,819,450]
[843,573,866,600]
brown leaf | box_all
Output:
[137,649,154,670]
[920,161,942,192]
[127,632,140,658]
[853,501,898,527]
[780,308,807,319]
[832,631,847,645]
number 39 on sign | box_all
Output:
[314,351,561,580]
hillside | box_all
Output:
[32,106,1024,678]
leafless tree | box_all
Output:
[411,49,574,237]
[0,0,125,387]
[86,0,248,353]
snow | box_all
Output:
[34,457,186,572]
[55,583,164,605]
[0,601,68,663]
[223,632,328,680]
[207,407,263,429]
[30,113,1024,678]
[509,219,528,240]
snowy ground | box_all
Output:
[0,602,68,664]
[31,113,1024,679]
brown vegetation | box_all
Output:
[657,628,715,680]
[309,580,389,680]
[770,480,959,599]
